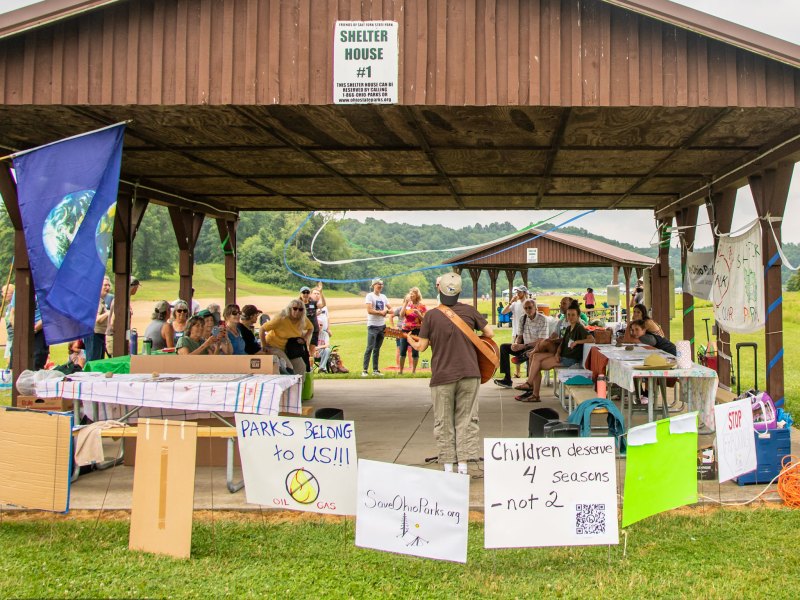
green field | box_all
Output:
[0,509,798,598]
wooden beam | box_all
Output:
[489,270,498,325]
[750,162,793,408]
[650,217,673,337]
[535,108,571,209]
[169,207,205,309]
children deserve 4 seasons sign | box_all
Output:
[334,21,398,104]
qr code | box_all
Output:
[574,503,606,535]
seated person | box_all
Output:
[144,300,175,351]
[516,301,594,402]
[493,299,548,388]
[54,339,86,374]
[238,305,262,354]
[557,296,589,331]
[259,299,314,375]
[197,308,232,355]
[630,320,677,355]
[176,315,226,355]
[223,304,247,355]
[622,303,664,342]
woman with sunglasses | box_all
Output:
[223,304,247,355]
[170,300,190,345]
[260,299,314,374]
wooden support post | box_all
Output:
[216,218,238,308]
[623,266,632,321]
[611,265,619,285]
[111,194,148,357]
[169,208,205,311]
[0,167,31,406]
[504,269,516,299]
[707,189,736,387]
[750,162,793,408]
[468,268,480,308]
[651,217,673,338]
[521,268,529,290]
[489,270,498,325]
[676,205,699,356]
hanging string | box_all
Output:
[284,209,598,284]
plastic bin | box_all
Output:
[314,407,344,420]
[528,408,560,438]
[543,421,581,438]
[735,428,791,485]
[302,372,314,402]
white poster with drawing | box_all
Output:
[235,414,357,515]
[713,221,764,333]
[684,251,715,300]
[355,460,469,563]
[714,399,757,483]
[484,438,618,548]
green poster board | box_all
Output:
[622,418,697,527]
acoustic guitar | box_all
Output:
[385,327,500,384]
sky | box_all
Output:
[1,0,799,249]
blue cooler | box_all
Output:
[735,428,791,485]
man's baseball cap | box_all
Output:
[371,278,384,287]
[300,286,311,293]
[438,272,462,306]
[517,285,528,293]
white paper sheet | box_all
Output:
[627,422,658,446]
[669,412,698,435]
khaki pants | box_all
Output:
[431,377,480,464]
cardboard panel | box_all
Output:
[130,354,277,374]
[129,419,198,559]
[123,418,240,467]
[0,408,72,512]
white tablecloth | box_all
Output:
[35,372,303,421]
[597,345,718,431]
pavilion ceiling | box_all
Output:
[2,103,800,219]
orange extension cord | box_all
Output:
[777,455,800,508]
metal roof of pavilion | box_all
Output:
[1,0,800,220]
[444,227,656,270]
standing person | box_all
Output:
[301,284,326,360]
[399,287,427,375]
[33,299,49,370]
[106,277,140,357]
[362,278,390,377]
[315,304,332,371]
[260,299,314,375]
[584,288,596,313]
[501,286,528,339]
[143,301,175,351]
[407,273,493,475]
[84,276,112,362]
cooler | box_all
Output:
[735,428,791,485]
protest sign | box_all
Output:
[483,438,618,548]
[684,251,714,300]
[235,414,357,515]
[714,399,757,483]
[623,415,697,527]
[355,460,469,563]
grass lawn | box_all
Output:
[0,508,798,598]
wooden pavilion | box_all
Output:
[444,227,655,322]
[1,0,799,406]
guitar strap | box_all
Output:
[435,305,499,366]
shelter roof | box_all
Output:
[444,227,656,269]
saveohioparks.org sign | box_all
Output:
[334,21,398,104]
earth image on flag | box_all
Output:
[42,190,116,267]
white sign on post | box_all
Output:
[235,414,358,515]
[334,21,398,104]
[355,460,469,563]
[714,399,757,483]
[526,247,539,263]
[484,438,618,548]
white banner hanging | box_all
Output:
[684,251,714,300]
[713,221,764,334]
[483,438,619,548]
[355,460,469,563]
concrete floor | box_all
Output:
[44,377,793,511]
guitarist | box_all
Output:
[407,273,493,476]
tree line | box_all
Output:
[0,204,798,295]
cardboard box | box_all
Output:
[124,418,242,467]
[17,395,74,412]
[130,354,277,375]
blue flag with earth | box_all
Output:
[14,124,125,345]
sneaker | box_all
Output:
[372,370,383,376]
[361,370,369,377]
[493,378,513,389]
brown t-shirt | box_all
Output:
[418,303,489,387]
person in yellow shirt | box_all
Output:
[259,299,314,374]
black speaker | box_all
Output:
[543,421,581,438]
[528,408,560,437]
[314,407,344,420]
